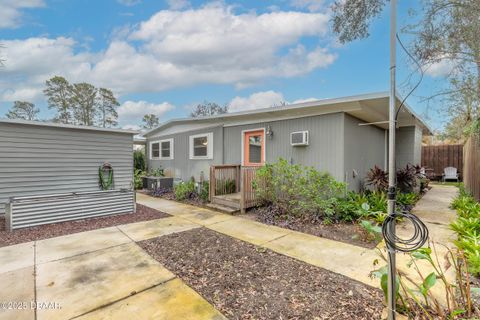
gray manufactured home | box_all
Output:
[0,119,137,230]
[144,92,431,195]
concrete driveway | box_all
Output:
[0,218,225,320]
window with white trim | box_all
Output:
[150,138,174,160]
[189,132,213,159]
[150,142,160,159]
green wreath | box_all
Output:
[99,164,114,190]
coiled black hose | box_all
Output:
[382,211,429,252]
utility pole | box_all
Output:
[387,0,397,319]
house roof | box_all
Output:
[144,92,433,138]
[0,118,139,135]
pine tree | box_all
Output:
[44,76,74,124]
[97,88,119,128]
[6,101,40,121]
[142,114,160,129]
[71,83,97,126]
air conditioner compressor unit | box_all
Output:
[290,131,309,146]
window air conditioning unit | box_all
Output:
[290,131,309,146]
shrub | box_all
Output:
[255,158,346,221]
[174,180,196,201]
[199,181,210,202]
[134,169,145,189]
[365,165,388,192]
[450,191,480,276]
[149,168,164,177]
[133,150,146,171]
[396,192,419,207]
[396,164,418,193]
[366,191,388,213]
[335,191,388,223]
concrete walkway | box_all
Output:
[137,185,459,292]
[0,219,225,320]
[0,185,458,320]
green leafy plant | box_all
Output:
[215,178,236,195]
[450,190,480,276]
[98,166,113,190]
[134,169,145,190]
[396,192,419,207]
[199,181,210,203]
[174,180,196,201]
[149,168,164,177]
[360,219,382,241]
[255,159,346,221]
[366,191,388,213]
[371,244,480,319]
[133,150,146,171]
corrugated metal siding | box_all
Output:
[6,190,134,230]
[147,126,223,181]
[223,113,345,181]
[0,122,134,215]
[343,114,386,191]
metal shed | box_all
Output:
[0,119,137,230]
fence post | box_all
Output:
[240,167,246,214]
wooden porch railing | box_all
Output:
[209,164,241,201]
[240,166,262,213]
[209,164,262,213]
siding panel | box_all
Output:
[343,114,386,191]
[223,113,345,180]
[147,126,223,181]
[396,126,422,168]
[0,122,134,215]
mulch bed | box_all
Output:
[0,204,169,247]
[246,208,379,249]
[147,189,208,208]
[139,228,383,320]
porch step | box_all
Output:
[211,193,241,210]
[206,203,239,214]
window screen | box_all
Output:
[151,142,160,158]
[193,136,208,157]
[161,141,171,158]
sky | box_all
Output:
[0,0,452,131]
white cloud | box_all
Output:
[229,91,285,112]
[0,0,45,29]
[117,100,175,124]
[292,97,318,103]
[1,4,337,101]
[166,0,190,10]
[424,59,456,78]
[0,37,93,103]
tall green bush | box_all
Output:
[255,158,346,220]
[133,150,146,171]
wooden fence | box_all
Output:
[463,135,480,201]
[209,165,240,201]
[421,144,463,180]
[240,166,262,213]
